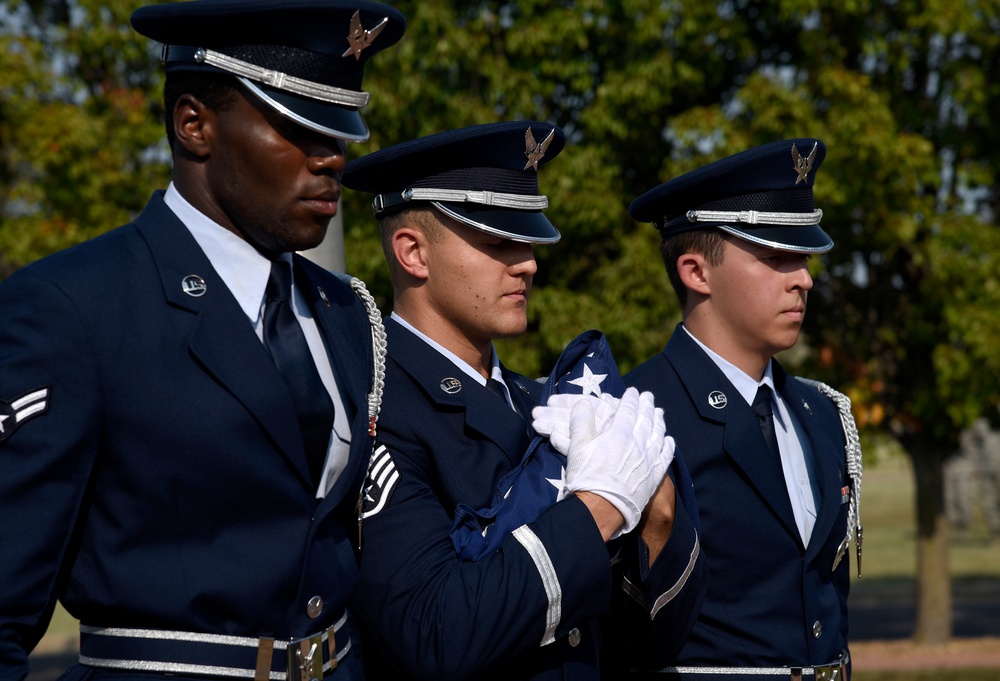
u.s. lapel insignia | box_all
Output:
[342,10,389,60]
[0,387,50,443]
[440,377,463,394]
[181,274,207,297]
[708,390,728,409]
[317,286,330,307]
[791,142,819,185]
[523,127,555,171]
[803,399,813,415]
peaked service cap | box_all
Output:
[343,121,565,243]
[130,0,406,142]
[630,138,834,253]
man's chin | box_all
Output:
[495,322,529,340]
[290,225,332,256]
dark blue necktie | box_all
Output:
[263,260,334,485]
[752,384,781,462]
[486,376,528,433]
[485,378,509,404]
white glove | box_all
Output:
[532,392,620,453]
[558,388,676,535]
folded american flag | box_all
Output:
[450,330,625,561]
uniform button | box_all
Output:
[567,628,581,647]
[812,620,823,639]
[307,596,323,619]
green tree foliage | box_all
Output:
[352,1,1000,644]
[3,0,999,645]
[0,0,168,275]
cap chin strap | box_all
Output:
[372,187,549,216]
[678,208,823,227]
[162,45,370,107]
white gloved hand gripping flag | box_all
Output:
[449,330,696,561]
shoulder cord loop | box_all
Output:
[798,377,864,577]
[349,277,387,552]
[349,277,387,437]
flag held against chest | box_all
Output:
[449,330,626,561]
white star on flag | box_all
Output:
[546,465,568,502]
[567,362,607,396]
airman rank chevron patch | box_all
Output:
[0,387,51,444]
[361,444,399,520]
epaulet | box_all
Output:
[796,377,864,577]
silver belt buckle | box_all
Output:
[287,631,328,681]
[812,659,845,680]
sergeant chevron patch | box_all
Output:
[361,444,399,519]
[0,387,51,444]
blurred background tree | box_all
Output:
[3,0,999,646]
[0,0,168,276]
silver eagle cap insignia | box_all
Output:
[523,127,555,172]
[791,141,819,185]
[342,10,389,60]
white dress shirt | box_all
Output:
[390,312,515,409]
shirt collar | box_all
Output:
[390,312,499,387]
[681,324,775,405]
[164,183,275,323]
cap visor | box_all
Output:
[717,223,834,254]
[433,202,561,244]
[240,77,369,142]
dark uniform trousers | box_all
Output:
[0,192,376,681]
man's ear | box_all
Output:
[173,94,213,159]
[677,252,711,296]
[392,227,429,281]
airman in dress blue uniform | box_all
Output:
[0,2,404,680]
[341,121,705,680]
[624,139,863,680]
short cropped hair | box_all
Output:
[379,206,444,280]
[659,228,729,309]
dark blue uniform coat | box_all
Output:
[351,319,704,681]
[625,325,851,678]
[0,192,376,681]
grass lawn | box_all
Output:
[43,603,77,638]
[855,448,1000,581]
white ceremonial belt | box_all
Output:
[655,651,848,680]
[78,612,350,681]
